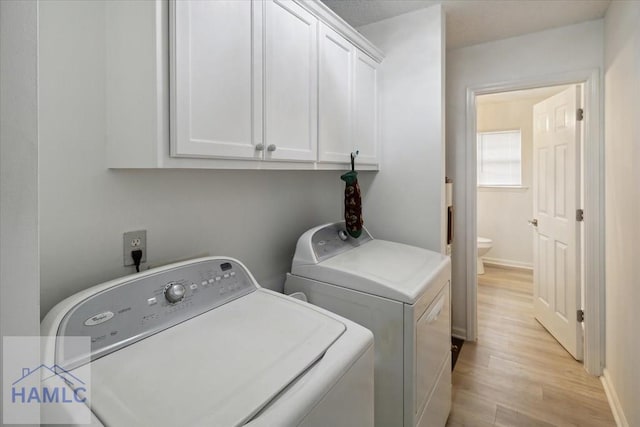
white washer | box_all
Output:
[41,256,374,426]
[285,222,452,427]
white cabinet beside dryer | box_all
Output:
[318,23,380,166]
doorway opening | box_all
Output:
[464,70,604,375]
[475,85,584,358]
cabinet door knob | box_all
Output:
[255,143,264,151]
[267,144,277,152]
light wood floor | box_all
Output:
[446,265,615,427]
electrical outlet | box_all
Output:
[123,230,147,267]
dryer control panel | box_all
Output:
[54,258,256,370]
[311,222,372,262]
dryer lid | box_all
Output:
[292,240,451,304]
[82,290,345,427]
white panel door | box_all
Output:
[532,85,582,360]
[265,0,317,162]
[318,23,353,164]
[171,0,262,159]
[353,50,379,165]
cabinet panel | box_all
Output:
[265,0,317,162]
[318,23,353,164]
[354,51,379,165]
[171,0,262,159]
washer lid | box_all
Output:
[292,240,451,304]
[84,290,345,427]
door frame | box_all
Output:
[464,69,604,375]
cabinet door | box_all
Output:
[171,1,262,159]
[265,0,317,162]
[318,23,353,164]
[354,50,379,165]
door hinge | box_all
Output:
[577,309,585,323]
[576,108,584,121]
[576,209,584,222]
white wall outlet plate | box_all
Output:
[123,230,147,267]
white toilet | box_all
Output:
[477,237,493,274]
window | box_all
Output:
[477,130,522,187]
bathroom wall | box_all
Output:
[476,95,551,269]
[447,19,603,338]
[357,5,446,254]
[38,1,344,318]
[602,1,640,425]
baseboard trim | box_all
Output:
[482,257,533,270]
[601,368,629,427]
[452,326,467,340]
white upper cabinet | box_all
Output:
[264,0,318,162]
[318,23,354,164]
[318,23,380,167]
[354,50,379,165]
[106,0,383,170]
[171,1,262,159]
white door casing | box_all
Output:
[465,70,604,375]
[532,85,583,360]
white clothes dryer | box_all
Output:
[285,222,452,427]
[41,256,374,426]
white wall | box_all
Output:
[357,5,446,253]
[1,1,40,334]
[602,2,640,425]
[1,1,40,422]
[447,20,603,337]
[38,1,344,318]
[476,97,546,269]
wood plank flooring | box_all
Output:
[446,265,615,427]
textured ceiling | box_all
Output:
[322,0,611,49]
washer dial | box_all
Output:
[164,282,186,304]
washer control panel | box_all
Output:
[56,258,256,369]
[311,223,372,262]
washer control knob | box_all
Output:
[164,282,186,304]
[338,230,348,241]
